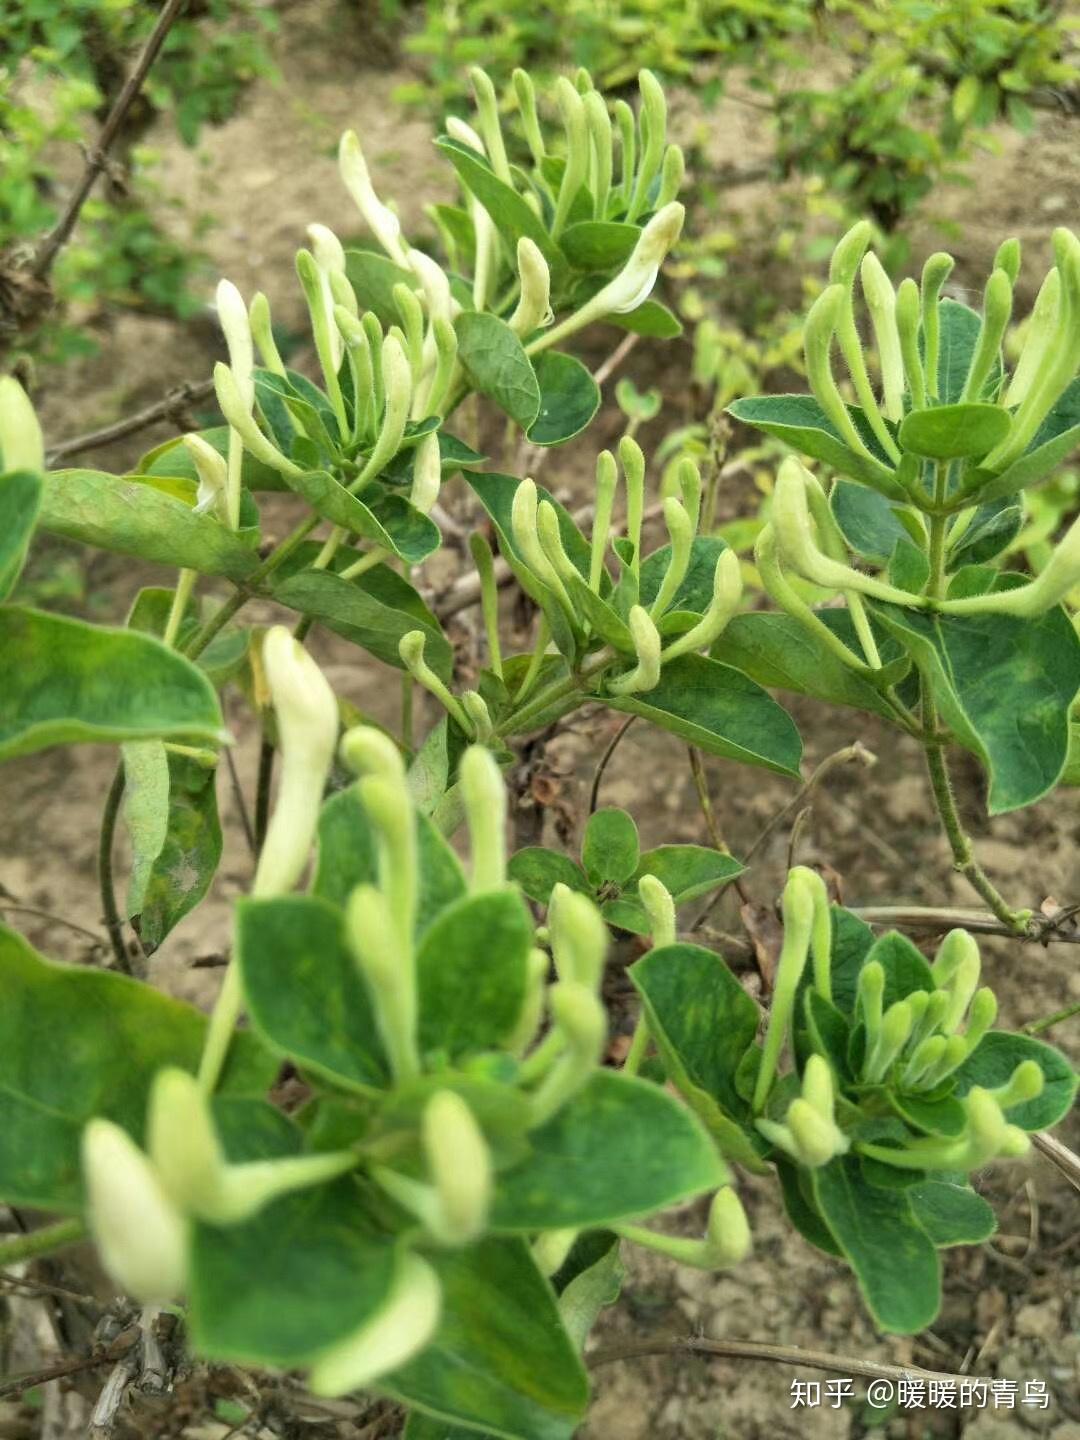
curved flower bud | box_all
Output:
[606,605,661,696]
[529,980,607,1126]
[408,246,455,329]
[410,432,441,515]
[511,478,575,614]
[548,885,608,990]
[648,497,693,619]
[963,987,997,1054]
[182,433,228,520]
[619,435,646,574]
[661,547,743,663]
[804,285,897,475]
[656,143,685,209]
[534,204,684,353]
[752,867,817,1113]
[801,1054,836,1120]
[82,1119,187,1303]
[786,1097,849,1167]
[931,927,979,987]
[509,238,552,338]
[627,69,667,222]
[856,960,885,1045]
[864,1000,913,1083]
[860,252,905,423]
[308,1253,442,1397]
[512,68,546,166]
[828,219,873,289]
[920,251,955,400]
[422,1091,493,1244]
[507,947,551,1056]
[214,362,302,479]
[902,1033,948,1090]
[638,873,676,948]
[537,498,583,591]
[306,224,349,373]
[584,90,613,217]
[469,67,511,182]
[616,1185,750,1270]
[248,291,286,377]
[552,77,589,238]
[216,279,255,410]
[940,505,1080,618]
[590,451,619,593]
[895,277,926,409]
[446,115,485,153]
[254,627,339,898]
[398,630,473,736]
[962,267,1013,402]
[0,376,44,473]
[357,332,413,485]
[339,129,409,267]
[347,883,420,1081]
[460,744,506,891]
[939,953,981,1036]
[1004,266,1060,408]
[995,237,1021,285]
[340,723,406,783]
[461,692,493,744]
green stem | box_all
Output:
[98,765,130,972]
[0,1219,86,1267]
[499,650,614,738]
[622,1013,650,1076]
[1026,998,1080,1036]
[920,489,1027,934]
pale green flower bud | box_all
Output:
[469,67,511,182]
[964,1087,1008,1166]
[590,450,618,593]
[921,251,955,400]
[660,548,743,663]
[308,1253,442,1396]
[408,246,456,329]
[254,627,339,898]
[248,291,286,376]
[939,952,981,1035]
[963,987,997,1054]
[828,219,873,288]
[994,237,1021,285]
[895,277,926,409]
[991,1059,1044,1110]
[537,498,583,590]
[339,130,409,267]
[706,1186,751,1264]
[752,867,816,1113]
[656,143,685,208]
[306,224,349,373]
[357,332,413,485]
[410,431,441,515]
[0,376,44,473]
[398,630,473,735]
[511,478,575,613]
[422,1090,493,1244]
[1004,265,1060,407]
[446,115,485,153]
[532,1227,577,1276]
[620,435,646,574]
[999,1125,1031,1158]
[864,1000,914,1083]
[512,68,546,165]
[340,724,406,783]
[857,960,885,1045]
[648,497,693,619]
[801,1054,836,1120]
[628,69,666,222]
[548,885,608,990]
[941,507,1080,618]
[638,873,676,948]
[82,1119,187,1303]
[509,238,552,338]
[962,267,1013,402]
[182,433,229,520]
[214,362,302,478]
[860,252,905,423]
[584,90,613,218]
[347,883,419,1082]
[460,744,506,890]
[529,981,607,1126]
[552,77,589,238]
[216,278,255,410]
[788,1097,849,1167]
[506,947,551,1056]
[902,1033,947,1089]
[148,1066,225,1218]
[607,605,661,696]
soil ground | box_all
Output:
[2,3,1078,1437]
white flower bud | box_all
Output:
[216,279,255,410]
[422,1090,493,1243]
[409,432,441,515]
[607,605,661,696]
[460,744,507,890]
[338,129,409,267]
[182,433,229,520]
[408,247,455,327]
[638,873,676,948]
[548,884,608,990]
[214,363,302,478]
[0,376,44,473]
[82,1119,187,1303]
[308,1253,442,1397]
[254,627,339,898]
[446,115,486,153]
[510,238,553,338]
[306,224,348,371]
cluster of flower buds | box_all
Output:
[750,870,1047,1180]
[765,222,1080,625]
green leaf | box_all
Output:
[862,932,934,1006]
[386,1237,587,1440]
[972,377,1080,502]
[907,1181,997,1247]
[236,895,388,1092]
[553,1231,624,1351]
[133,752,223,954]
[344,247,420,326]
[289,471,439,563]
[602,846,743,934]
[582,808,639,887]
[0,607,225,763]
[0,926,273,1210]
[140,427,286,493]
[0,469,42,600]
[605,299,682,339]
[717,611,898,721]
[313,782,466,934]
[640,536,728,617]
[507,848,590,905]
[630,942,763,1169]
[271,569,453,681]
[491,1070,725,1230]
[455,313,541,429]
[935,299,996,403]
[777,1160,842,1256]
[436,137,568,286]
[40,470,259,580]
[526,352,600,446]
[416,890,532,1059]
[560,220,639,270]
[830,481,909,565]
[812,1155,941,1334]
[899,403,1011,460]
[605,653,803,778]
[950,1031,1077,1131]
[890,1092,967,1138]
[825,906,877,1017]
[948,501,1022,570]
[870,585,1080,813]
[121,740,170,917]
[189,1176,398,1368]
[726,395,904,498]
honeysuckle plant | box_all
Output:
[724,222,1080,934]
[0,58,1077,1439]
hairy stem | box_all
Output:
[0,1219,86,1268]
